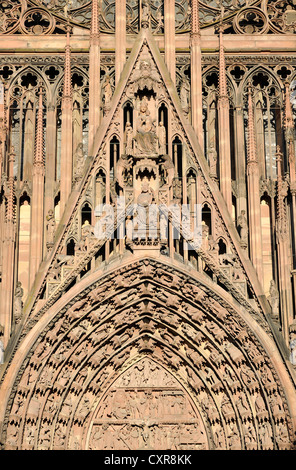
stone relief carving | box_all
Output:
[14,281,24,325]
[2,260,292,450]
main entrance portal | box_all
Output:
[86,358,209,450]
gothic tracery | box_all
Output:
[0,0,296,452]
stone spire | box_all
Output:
[60,25,73,213]
[115,0,126,85]
[190,0,203,148]
[190,0,200,37]
[246,85,263,284]
[90,0,100,41]
[30,88,45,286]
[88,0,101,151]
[63,26,72,100]
[275,145,287,236]
[217,13,232,212]
[34,88,45,170]
[247,84,257,165]
[284,81,294,133]
[218,25,227,100]
[6,148,15,224]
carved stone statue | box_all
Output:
[160,154,174,188]
[46,209,56,245]
[237,210,248,245]
[125,122,134,155]
[102,74,113,108]
[75,142,84,169]
[180,76,190,113]
[154,8,164,33]
[135,181,155,238]
[269,280,279,319]
[141,0,151,27]
[134,97,157,155]
[14,281,24,324]
[130,60,160,93]
[116,154,133,189]
[208,143,217,179]
[158,121,166,155]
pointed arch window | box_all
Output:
[110,135,120,180]
[81,202,92,228]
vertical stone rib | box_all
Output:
[63,27,72,100]
[275,146,294,341]
[246,86,263,285]
[217,26,232,211]
[60,26,73,213]
[29,89,45,287]
[218,30,227,99]
[190,0,203,148]
[284,83,296,315]
[247,86,257,164]
[34,89,45,167]
[88,0,101,151]
[1,149,16,346]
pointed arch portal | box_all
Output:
[0,257,295,450]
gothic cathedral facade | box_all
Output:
[0,0,296,451]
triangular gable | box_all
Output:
[23,28,271,329]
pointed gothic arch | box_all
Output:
[0,257,295,450]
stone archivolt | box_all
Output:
[1,259,293,450]
[1,0,296,453]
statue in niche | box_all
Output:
[64,0,73,18]
[180,75,190,113]
[79,221,94,252]
[46,209,56,245]
[158,121,166,155]
[126,216,133,242]
[134,97,157,155]
[232,258,245,281]
[102,73,113,108]
[142,0,151,25]
[14,281,24,324]
[135,181,155,238]
[116,154,133,189]
[154,8,164,33]
[160,154,174,187]
[208,143,217,179]
[237,210,248,246]
[125,121,134,155]
[74,143,84,171]
[269,280,279,319]
[160,213,168,241]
